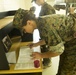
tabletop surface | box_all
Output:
[0,42,43,74]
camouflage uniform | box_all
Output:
[13,8,33,42]
[38,2,56,67]
[56,14,76,75]
[37,14,75,47]
[39,2,56,16]
[57,39,76,75]
[13,8,28,30]
[13,9,76,73]
[37,14,76,74]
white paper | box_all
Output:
[15,46,35,70]
[17,46,33,63]
[6,51,16,64]
[15,62,35,70]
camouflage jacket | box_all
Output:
[39,2,56,16]
[56,13,76,75]
[37,14,76,53]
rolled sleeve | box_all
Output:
[49,42,65,54]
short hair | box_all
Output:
[13,8,36,30]
[30,6,36,12]
[22,11,36,27]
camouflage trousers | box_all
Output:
[56,39,76,75]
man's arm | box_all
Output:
[28,40,46,48]
[69,7,76,14]
[31,42,65,59]
[35,40,46,46]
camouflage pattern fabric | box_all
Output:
[37,14,76,74]
[56,13,76,75]
[56,38,76,75]
[13,8,76,72]
[37,14,75,53]
[13,8,28,30]
[39,2,56,16]
[38,2,56,67]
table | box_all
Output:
[0,16,13,29]
[0,42,43,75]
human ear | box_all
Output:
[27,20,31,25]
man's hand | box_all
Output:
[31,52,42,59]
[69,7,76,14]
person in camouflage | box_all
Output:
[56,7,76,75]
[31,0,56,68]
[21,6,36,42]
[32,0,56,16]
[13,8,76,72]
[56,38,76,75]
